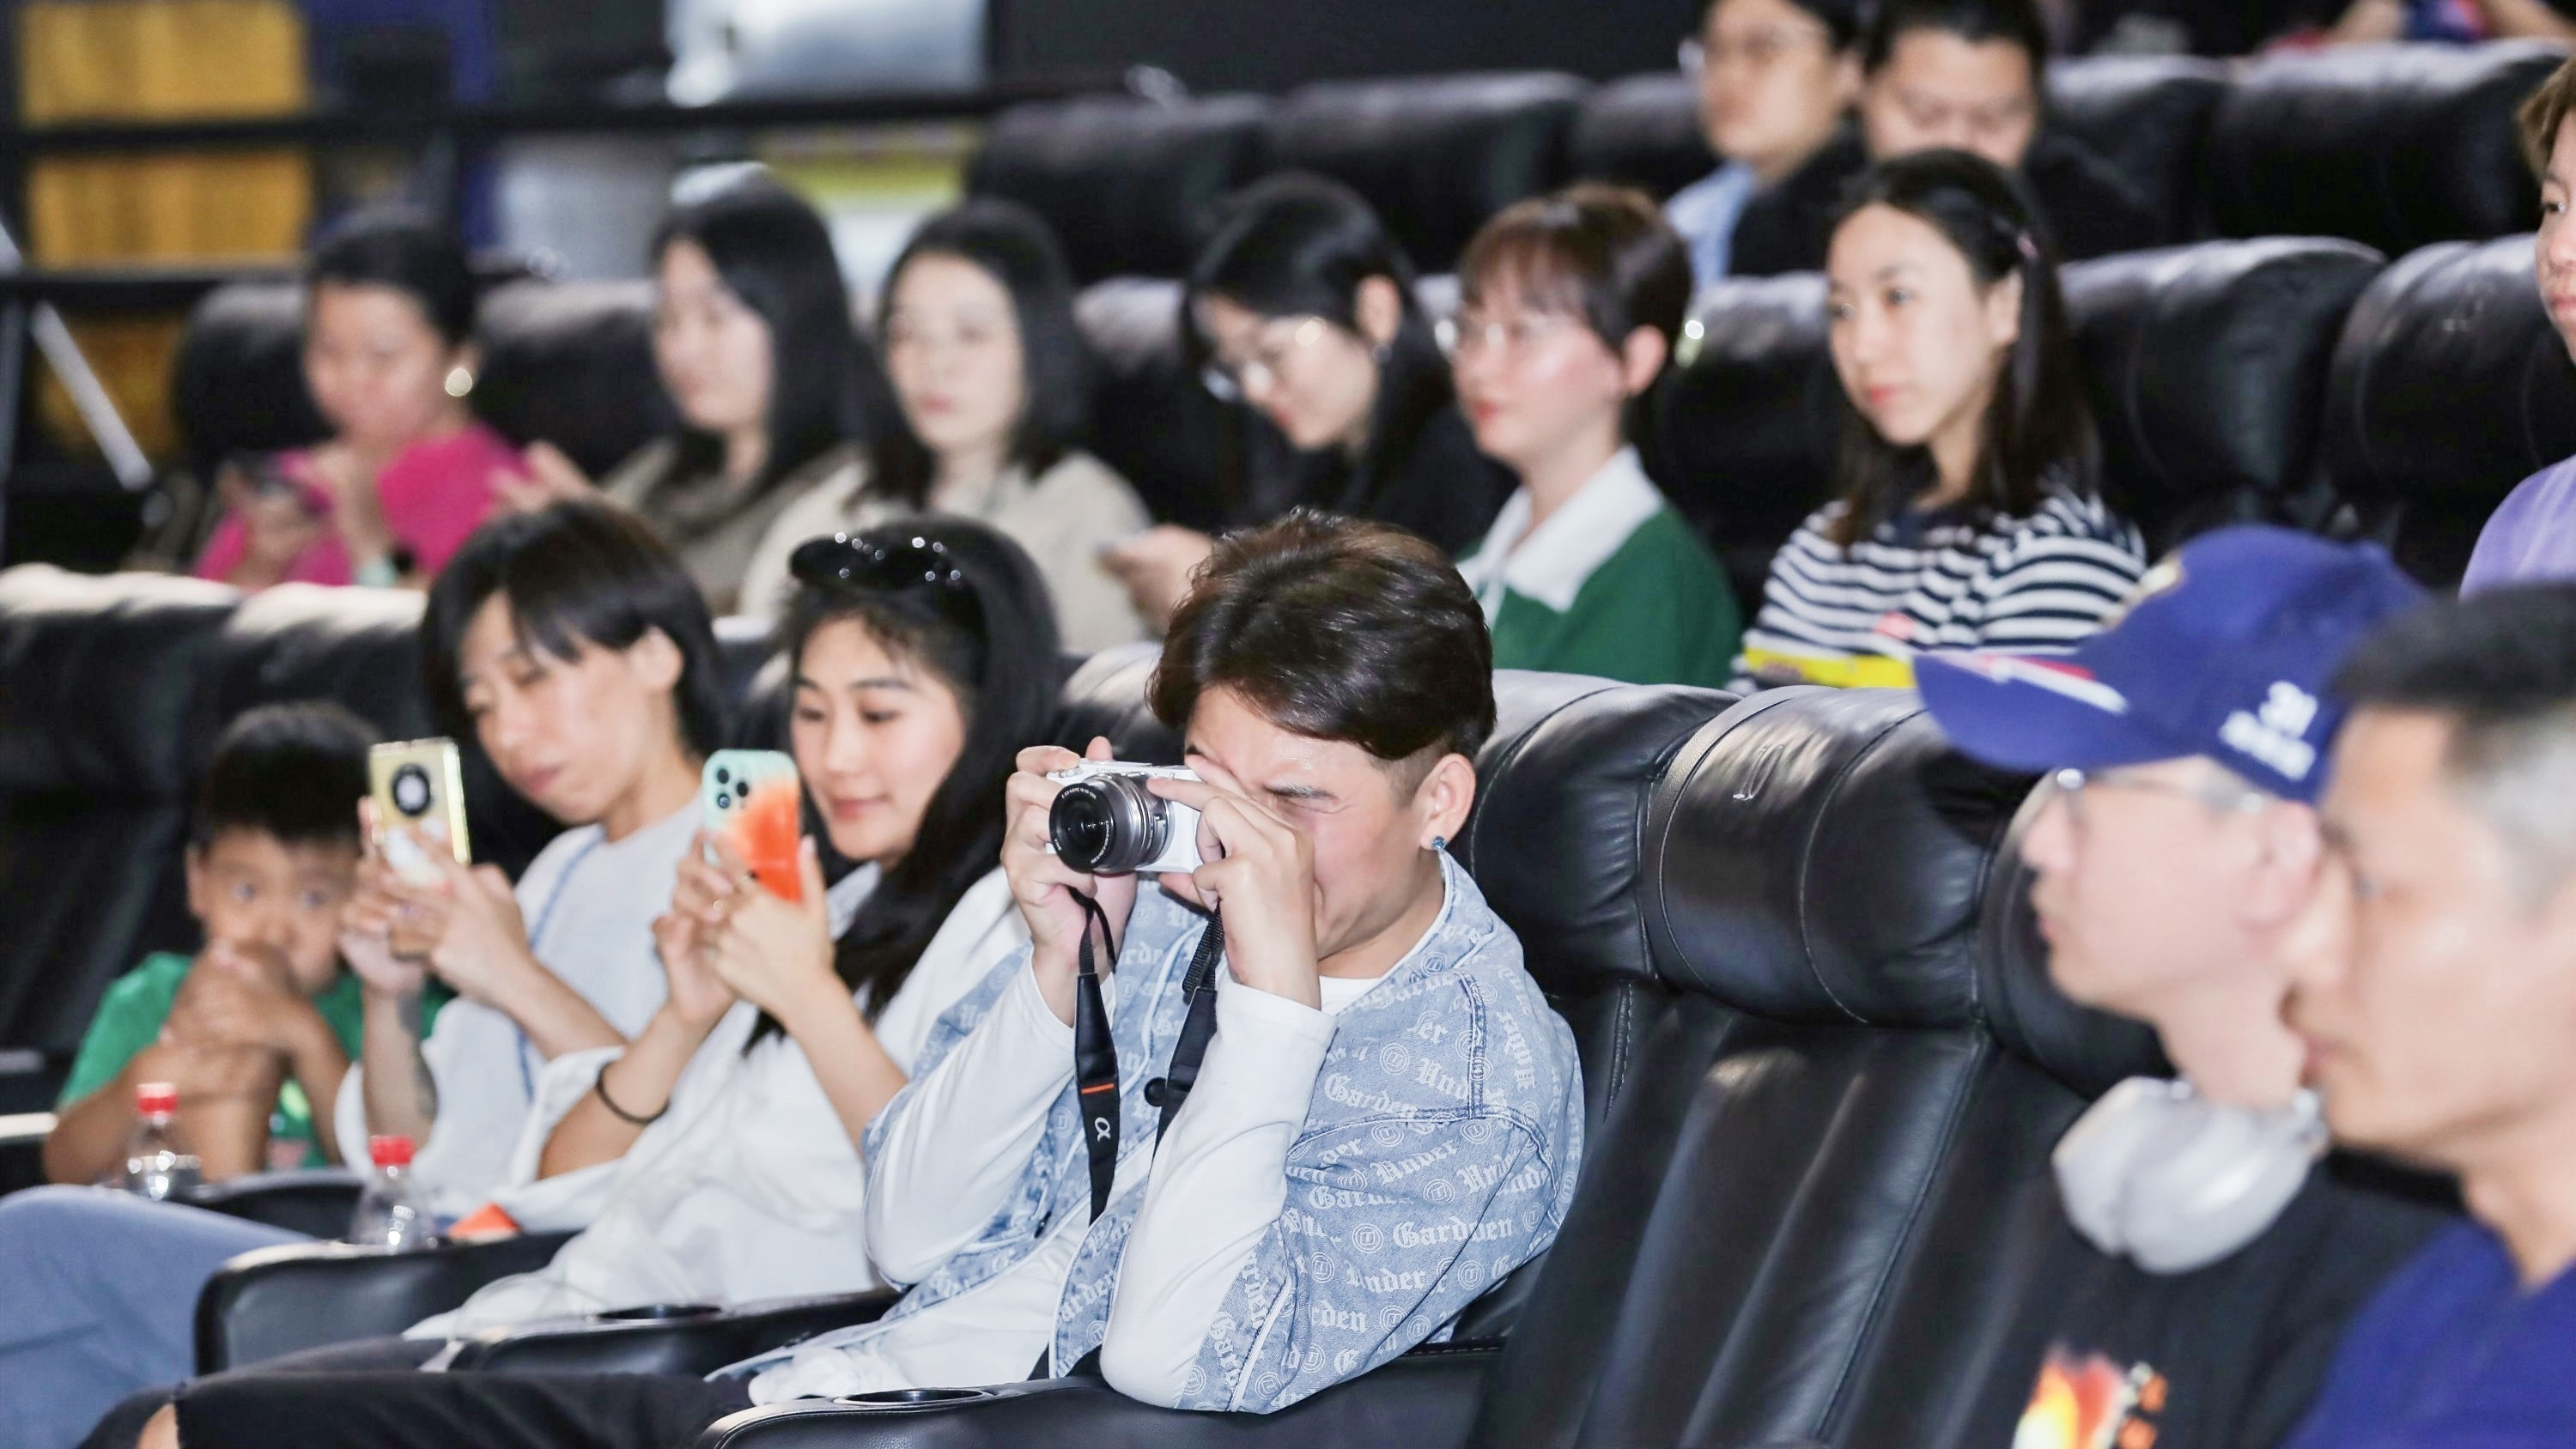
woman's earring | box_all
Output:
[443,365,477,398]
[1429,835,1448,853]
[1372,341,1394,367]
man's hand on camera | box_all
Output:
[1151,762,1321,1010]
[1004,736,1138,1025]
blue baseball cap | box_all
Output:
[1914,526,2427,803]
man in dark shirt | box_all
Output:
[2270,585,2576,1448]
[1730,0,2161,275]
[1915,526,2448,1449]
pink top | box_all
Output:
[195,422,520,588]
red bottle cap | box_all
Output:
[135,1082,178,1116]
[368,1136,416,1168]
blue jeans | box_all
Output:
[0,1186,307,1449]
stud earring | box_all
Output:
[1429,835,1448,853]
[443,365,476,398]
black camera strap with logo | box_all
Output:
[1067,892,1225,1223]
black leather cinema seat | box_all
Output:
[2201,40,2566,258]
[1266,73,1586,273]
[2044,55,2230,248]
[0,567,240,1055]
[1651,272,1839,615]
[170,282,330,491]
[473,279,676,481]
[2062,237,2386,555]
[970,95,1273,286]
[1565,73,1710,203]
[1072,276,1277,534]
[2319,234,2576,588]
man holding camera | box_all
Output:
[734,510,1583,1411]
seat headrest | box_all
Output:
[1650,273,1838,609]
[973,96,1273,284]
[2203,41,2564,256]
[2044,55,2229,245]
[1460,676,1735,998]
[190,585,433,774]
[1643,688,2028,1026]
[1267,72,1586,271]
[1053,643,1185,765]
[1073,277,1268,532]
[2321,235,2576,586]
[2063,237,2385,555]
[0,566,240,797]
[171,282,327,482]
[1976,784,2173,1099]
[474,279,676,480]
[1567,72,1710,202]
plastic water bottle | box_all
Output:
[118,1082,201,1200]
[347,1136,436,1252]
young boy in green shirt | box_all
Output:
[44,702,422,1185]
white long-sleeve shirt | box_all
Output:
[747,914,1400,1405]
[409,868,1027,1337]
[333,803,690,1216]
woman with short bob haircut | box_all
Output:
[1449,183,1742,688]
[194,209,519,591]
[1102,173,1514,632]
[1735,149,2144,691]
[741,198,1151,649]
[512,173,894,615]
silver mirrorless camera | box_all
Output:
[1047,762,1204,875]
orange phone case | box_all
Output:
[703,749,803,902]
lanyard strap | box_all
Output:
[1071,894,1226,1222]
[513,834,603,1099]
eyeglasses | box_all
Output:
[1444,311,1577,365]
[1201,315,1334,401]
[788,533,984,632]
[2050,766,2269,829]
[1679,23,1833,76]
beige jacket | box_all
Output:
[606,440,867,616]
[738,448,1151,652]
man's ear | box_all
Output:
[627,626,686,694]
[1353,276,1405,350]
[1413,752,1478,848]
[2243,802,2326,933]
[1618,325,1670,399]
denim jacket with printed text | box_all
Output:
[735,852,1582,1413]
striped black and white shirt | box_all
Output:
[1735,489,2147,691]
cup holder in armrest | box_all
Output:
[594,1302,726,1321]
[832,1388,998,1408]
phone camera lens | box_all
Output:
[715,793,732,809]
[714,767,732,785]
[390,763,432,817]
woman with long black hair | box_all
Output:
[508,172,893,615]
[739,198,1151,649]
[1103,173,1515,631]
[1735,148,2145,691]
[416,516,1061,1329]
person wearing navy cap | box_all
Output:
[1914,525,2448,1449]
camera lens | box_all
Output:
[714,793,732,810]
[714,767,732,785]
[390,763,433,817]
[1050,775,1168,875]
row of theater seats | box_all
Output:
[169,641,2257,1449]
[173,226,2576,609]
[970,41,2565,280]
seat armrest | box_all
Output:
[695,1341,1500,1449]
[451,1288,901,1378]
[195,1231,575,1372]
[184,1167,365,1238]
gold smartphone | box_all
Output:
[369,738,471,885]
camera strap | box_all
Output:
[1072,892,1121,1222]
[1068,894,1228,1223]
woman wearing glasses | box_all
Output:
[1665,0,1863,288]
[1102,174,1515,633]
[1734,150,2143,692]
[1450,185,1742,688]
[737,200,1151,650]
